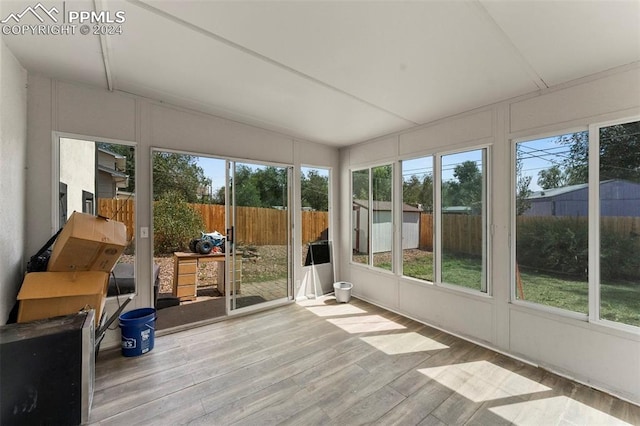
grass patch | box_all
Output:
[517,269,588,314]
[401,251,482,291]
[239,245,289,283]
[401,250,639,327]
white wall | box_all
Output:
[339,64,640,404]
[24,75,340,347]
[59,137,95,218]
[0,40,27,323]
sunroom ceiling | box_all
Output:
[2,0,639,146]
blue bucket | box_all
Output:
[119,308,156,357]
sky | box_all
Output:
[400,135,573,192]
[195,135,569,196]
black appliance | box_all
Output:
[0,310,95,425]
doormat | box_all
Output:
[156,295,266,331]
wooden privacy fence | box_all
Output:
[419,213,433,251]
[98,198,136,242]
[418,214,482,256]
[98,199,328,245]
[419,213,640,256]
[100,198,639,253]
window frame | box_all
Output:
[400,154,435,284]
[589,116,640,333]
[511,117,640,332]
[300,165,332,267]
[511,127,590,320]
[436,146,490,295]
[398,143,491,296]
[350,163,395,273]
[52,131,137,300]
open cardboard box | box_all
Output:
[48,212,127,273]
[17,271,109,326]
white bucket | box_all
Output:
[333,281,353,303]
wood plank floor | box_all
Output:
[90,297,640,425]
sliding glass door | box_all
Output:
[227,161,292,311]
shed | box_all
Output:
[353,200,422,253]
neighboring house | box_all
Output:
[97,148,129,199]
[59,139,129,225]
[353,200,422,253]
[524,179,640,217]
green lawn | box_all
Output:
[518,267,640,327]
[397,250,639,327]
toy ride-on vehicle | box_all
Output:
[189,231,226,255]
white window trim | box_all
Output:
[398,144,491,295]
[437,146,490,294]
[590,116,640,332]
[511,128,589,317]
[350,163,396,274]
[511,118,640,332]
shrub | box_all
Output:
[517,217,588,278]
[600,231,640,281]
[517,216,640,281]
[153,191,205,255]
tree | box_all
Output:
[218,165,289,208]
[352,169,369,201]
[403,175,422,206]
[537,165,566,190]
[560,123,640,184]
[372,165,392,202]
[152,152,211,202]
[153,190,205,254]
[597,122,640,182]
[253,166,287,208]
[515,148,532,215]
[443,161,482,212]
[301,169,329,211]
[558,131,589,185]
[403,174,433,211]
[232,165,261,207]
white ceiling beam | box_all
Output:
[474,0,548,90]
[95,0,114,91]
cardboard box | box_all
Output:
[17,271,109,326]
[48,212,127,273]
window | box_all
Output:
[402,156,434,282]
[597,120,639,327]
[401,149,488,293]
[351,165,394,271]
[301,167,330,266]
[514,132,589,314]
[58,136,136,295]
[59,182,67,229]
[440,149,487,292]
[352,168,370,265]
[82,190,94,214]
[372,165,393,270]
[514,119,640,328]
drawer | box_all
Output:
[176,274,196,286]
[178,261,197,274]
[176,286,196,298]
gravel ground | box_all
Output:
[123,247,432,294]
[120,246,290,294]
